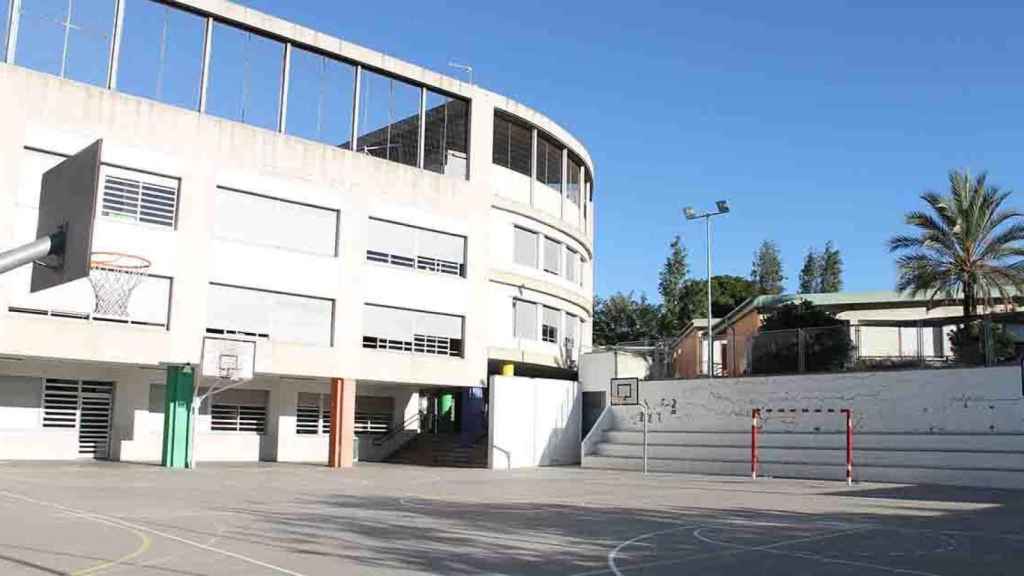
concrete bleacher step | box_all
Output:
[584,428,1024,489]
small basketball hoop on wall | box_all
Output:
[88,252,150,317]
[610,377,639,406]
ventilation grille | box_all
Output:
[102,174,178,227]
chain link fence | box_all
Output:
[746,317,1024,376]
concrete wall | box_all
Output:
[580,354,1024,487]
[488,375,581,469]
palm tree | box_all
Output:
[889,170,1024,317]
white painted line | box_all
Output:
[0,490,309,576]
[692,526,942,576]
[607,523,702,576]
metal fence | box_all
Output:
[744,317,1024,377]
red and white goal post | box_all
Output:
[750,407,854,485]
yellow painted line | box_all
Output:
[70,520,151,576]
[0,490,152,576]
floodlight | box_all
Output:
[684,207,697,220]
[716,200,730,214]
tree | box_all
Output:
[750,240,785,295]
[657,236,691,336]
[798,248,821,293]
[819,241,843,293]
[751,301,854,374]
[889,170,1024,317]
[682,275,758,319]
[592,292,661,346]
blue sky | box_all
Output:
[69,1,1024,300]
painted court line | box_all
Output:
[0,490,309,576]
[692,526,942,576]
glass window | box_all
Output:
[424,90,468,179]
[206,22,283,131]
[214,188,338,256]
[567,154,582,206]
[565,313,579,349]
[367,218,466,277]
[16,0,116,86]
[543,237,562,275]
[514,226,539,268]
[1,1,9,61]
[536,134,563,191]
[514,299,538,340]
[207,284,334,346]
[357,69,420,168]
[362,304,464,357]
[492,112,532,177]
[117,0,205,109]
[286,46,355,147]
[566,248,579,283]
[542,306,560,344]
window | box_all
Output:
[536,134,563,191]
[544,237,562,275]
[565,313,579,350]
[357,69,420,168]
[492,112,532,177]
[209,389,268,433]
[286,46,355,147]
[513,226,539,268]
[296,392,330,435]
[366,218,466,277]
[567,154,582,206]
[542,306,560,344]
[514,299,538,340]
[117,0,205,109]
[355,396,394,434]
[100,166,179,228]
[214,188,338,256]
[0,1,9,62]
[207,284,334,346]
[206,23,283,131]
[566,248,579,284]
[15,0,116,87]
[424,90,469,179]
[362,304,464,357]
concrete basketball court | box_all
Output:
[0,462,1021,575]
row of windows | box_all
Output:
[514,299,581,350]
[5,0,469,178]
[296,393,394,436]
[361,304,464,358]
[493,111,593,207]
[513,226,585,285]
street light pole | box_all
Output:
[685,200,731,379]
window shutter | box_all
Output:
[515,300,538,340]
[544,237,562,274]
[101,167,178,228]
[514,227,539,268]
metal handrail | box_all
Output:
[372,412,421,446]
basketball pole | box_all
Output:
[0,231,64,276]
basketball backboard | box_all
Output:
[30,139,102,293]
[200,336,256,382]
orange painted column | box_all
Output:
[328,378,356,468]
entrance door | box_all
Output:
[77,381,114,458]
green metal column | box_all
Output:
[161,366,194,468]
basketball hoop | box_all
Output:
[88,252,150,317]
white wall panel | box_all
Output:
[214,188,337,256]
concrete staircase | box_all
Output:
[583,429,1024,489]
[385,433,488,468]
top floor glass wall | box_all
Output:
[492,109,593,205]
[5,0,469,180]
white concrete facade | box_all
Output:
[0,0,594,462]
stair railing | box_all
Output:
[372,412,423,447]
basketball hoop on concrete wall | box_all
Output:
[88,252,151,317]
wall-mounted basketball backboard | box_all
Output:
[31,139,102,292]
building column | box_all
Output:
[327,378,356,468]
[161,366,194,468]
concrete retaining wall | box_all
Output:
[581,365,1024,488]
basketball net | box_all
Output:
[88,252,151,317]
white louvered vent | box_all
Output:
[42,379,79,429]
[296,392,330,435]
[101,167,179,228]
[211,404,267,433]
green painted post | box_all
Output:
[161,366,194,468]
